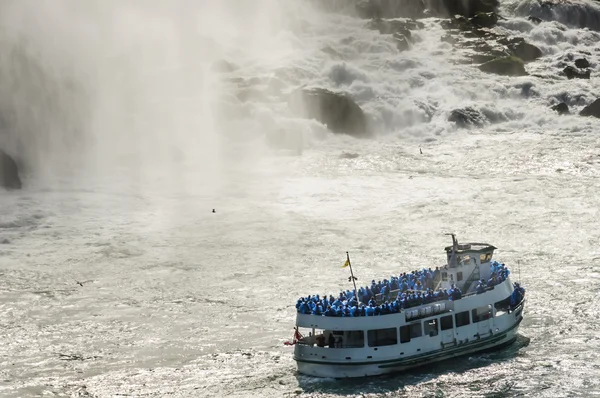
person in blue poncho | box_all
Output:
[366,304,375,316]
[510,282,525,308]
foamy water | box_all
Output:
[1,1,600,397]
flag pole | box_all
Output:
[346,251,358,299]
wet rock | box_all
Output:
[470,54,498,64]
[528,16,543,24]
[563,66,590,79]
[356,0,499,19]
[426,0,499,18]
[479,56,527,76]
[442,14,472,30]
[339,152,360,159]
[356,0,426,19]
[307,0,359,14]
[580,99,600,118]
[470,12,498,28]
[507,40,543,62]
[288,88,369,137]
[535,0,600,32]
[552,102,570,115]
[442,14,501,36]
[466,40,509,64]
[575,58,590,68]
[0,149,21,190]
[394,33,411,51]
[365,18,424,36]
[448,107,487,128]
[441,34,458,44]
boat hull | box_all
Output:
[295,317,522,378]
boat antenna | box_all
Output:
[444,233,458,268]
[343,251,358,300]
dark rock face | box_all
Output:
[563,66,590,79]
[307,0,361,14]
[356,0,499,19]
[441,33,458,44]
[575,58,590,68]
[425,0,499,18]
[528,16,543,24]
[448,107,487,128]
[479,56,527,76]
[356,0,426,19]
[533,0,600,32]
[580,99,600,118]
[364,17,424,52]
[288,88,369,137]
[552,102,570,115]
[0,149,22,190]
[471,11,498,28]
[365,18,424,35]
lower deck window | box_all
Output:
[343,331,365,348]
[472,305,493,323]
[400,325,411,343]
[299,329,364,348]
[494,296,511,313]
[440,315,454,331]
[424,319,438,337]
[409,322,422,338]
[368,328,397,347]
[455,311,470,327]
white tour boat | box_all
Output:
[291,235,526,378]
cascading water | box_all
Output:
[1,1,600,397]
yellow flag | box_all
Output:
[342,259,350,268]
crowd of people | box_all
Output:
[475,261,511,294]
[296,261,516,317]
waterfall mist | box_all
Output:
[0,0,309,193]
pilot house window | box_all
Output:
[457,272,463,281]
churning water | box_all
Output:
[1,0,600,396]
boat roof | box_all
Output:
[444,242,496,254]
